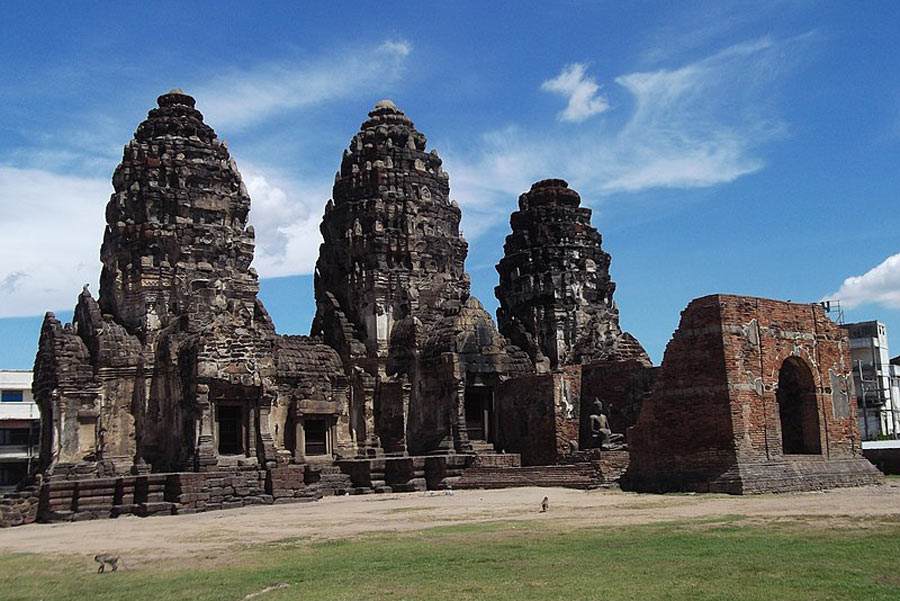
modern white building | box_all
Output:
[843,321,900,440]
[0,370,39,490]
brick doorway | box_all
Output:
[776,357,822,455]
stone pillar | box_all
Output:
[453,377,473,453]
[294,419,305,463]
[354,369,381,457]
[194,384,217,471]
[256,392,277,467]
[332,383,356,458]
[400,379,412,455]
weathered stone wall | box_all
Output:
[496,369,580,466]
[580,359,657,447]
[0,478,41,528]
[626,295,883,493]
[496,375,558,465]
[272,336,353,462]
[495,179,649,370]
[417,297,533,454]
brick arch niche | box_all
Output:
[776,356,822,455]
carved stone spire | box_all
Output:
[313,100,470,358]
[495,179,649,369]
[99,89,261,339]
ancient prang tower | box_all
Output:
[495,179,649,371]
[34,91,350,478]
[17,90,876,521]
[313,100,531,456]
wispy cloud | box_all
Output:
[825,253,900,309]
[541,63,609,122]
[445,37,795,236]
[0,161,329,318]
[194,39,412,130]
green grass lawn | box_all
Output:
[2,517,899,601]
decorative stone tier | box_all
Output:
[1,454,530,526]
[314,99,471,355]
[455,462,617,490]
[496,179,649,370]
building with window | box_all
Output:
[843,321,899,440]
[0,370,39,490]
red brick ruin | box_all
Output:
[627,295,881,493]
[0,92,881,528]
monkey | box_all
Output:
[540,496,549,513]
[94,554,125,573]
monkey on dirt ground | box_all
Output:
[540,496,549,512]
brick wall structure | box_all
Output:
[626,294,883,493]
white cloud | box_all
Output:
[825,253,900,309]
[240,162,329,278]
[541,63,609,122]
[0,166,109,317]
[0,161,329,318]
[445,37,789,236]
[194,39,412,130]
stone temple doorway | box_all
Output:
[216,404,246,455]
[304,418,328,456]
[776,357,822,455]
[464,386,493,443]
[287,414,334,462]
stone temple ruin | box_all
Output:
[0,90,881,527]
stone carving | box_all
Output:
[496,179,649,371]
[33,91,352,477]
[587,398,625,450]
[312,100,533,457]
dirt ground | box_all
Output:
[3,482,899,563]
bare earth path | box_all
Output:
[2,482,899,564]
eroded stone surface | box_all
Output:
[495,179,649,371]
[33,91,351,477]
[24,92,874,512]
[625,295,882,493]
[313,101,533,457]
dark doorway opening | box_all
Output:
[217,405,244,455]
[304,419,328,456]
[284,412,297,457]
[464,386,493,442]
[776,357,822,455]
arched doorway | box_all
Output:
[776,357,822,455]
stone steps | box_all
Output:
[306,465,354,496]
[456,463,606,490]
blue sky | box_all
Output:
[2,1,900,369]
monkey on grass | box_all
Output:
[94,554,126,573]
